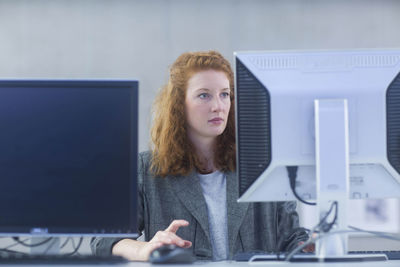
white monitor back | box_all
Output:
[235,49,400,202]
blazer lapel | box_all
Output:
[166,172,211,242]
[226,172,249,257]
[166,171,249,257]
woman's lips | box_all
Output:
[208,117,223,124]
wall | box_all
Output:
[2,0,400,152]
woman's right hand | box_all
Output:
[112,219,192,261]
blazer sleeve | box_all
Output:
[90,151,147,256]
[276,201,309,252]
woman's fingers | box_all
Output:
[152,230,189,247]
[182,240,192,248]
[165,219,189,233]
[146,219,192,257]
[114,220,192,261]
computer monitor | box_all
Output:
[235,49,400,259]
[0,79,138,238]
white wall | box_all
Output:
[2,0,400,151]
[1,0,400,253]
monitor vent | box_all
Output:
[236,59,272,197]
[387,71,400,175]
[249,54,400,71]
[249,56,297,70]
[352,55,400,68]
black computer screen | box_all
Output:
[0,80,138,236]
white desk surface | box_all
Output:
[1,260,400,267]
[128,260,398,267]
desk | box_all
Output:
[130,260,399,267]
[1,260,399,267]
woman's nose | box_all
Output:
[211,96,223,112]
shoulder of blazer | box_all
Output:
[137,150,153,184]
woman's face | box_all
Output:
[185,69,231,143]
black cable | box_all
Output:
[285,227,400,262]
[313,201,338,234]
[286,166,316,206]
[283,200,338,261]
[284,200,398,262]
[1,237,83,257]
[4,237,30,250]
[42,237,60,255]
[0,248,29,255]
[317,201,338,233]
[60,237,71,249]
[11,237,53,247]
[61,237,83,256]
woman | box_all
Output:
[91,51,307,261]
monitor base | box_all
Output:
[249,253,387,262]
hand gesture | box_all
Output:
[141,219,192,260]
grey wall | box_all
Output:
[1,0,400,151]
[1,0,400,252]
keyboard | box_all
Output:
[0,253,128,265]
[234,250,400,261]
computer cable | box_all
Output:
[3,237,31,250]
[348,225,400,242]
[274,227,311,260]
[317,201,338,233]
[286,166,316,206]
[60,237,71,249]
[2,237,58,255]
[72,237,82,255]
[285,200,338,261]
[0,237,84,257]
[285,225,400,261]
[43,237,61,255]
[11,237,53,247]
[13,237,74,252]
[0,248,29,255]
[285,229,347,261]
[62,237,83,256]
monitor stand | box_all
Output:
[245,99,388,262]
[250,99,387,262]
[311,99,386,262]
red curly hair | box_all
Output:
[150,50,235,177]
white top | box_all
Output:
[197,170,228,261]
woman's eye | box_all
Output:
[199,93,210,99]
[221,92,230,98]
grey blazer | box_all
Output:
[91,151,307,260]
